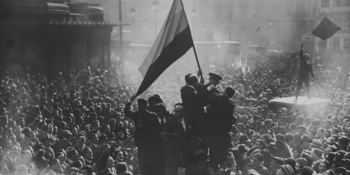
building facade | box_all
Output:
[0,0,118,74]
[318,0,350,64]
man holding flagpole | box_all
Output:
[294,16,340,100]
[125,0,208,174]
[134,0,202,99]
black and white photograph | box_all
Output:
[0,0,350,175]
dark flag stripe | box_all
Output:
[136,26,193,96]
[312,17,341,40]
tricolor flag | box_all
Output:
[135,0,194,96]
[312,17,341,40]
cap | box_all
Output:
[295,158,308,167]
[281,164,294,175]
[209,73,223,81]
[271,157,285,165]
[238,135,251,143]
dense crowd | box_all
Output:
[0,67,137,175]
[0,50,349,175]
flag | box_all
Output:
[136,0,194,96]
[312,16,341,40]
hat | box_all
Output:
[292,146,303,153]
[296,158,308,167]
[70,167,79,172]
[311,148,323,158]
[334,167,347,175]
[310,139,322,149]
[237,144,249,153]
[209,73,223,81]
[300,166,314,175]
[238,135,251,143]
[301,135,312,143]
[338,136,349,145]
[271,157,285,165]
[280,164,294,175]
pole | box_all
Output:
[178,0,203,77]
[192,45,203,77]
[118,0,123,64]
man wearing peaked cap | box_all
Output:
[205,73,223,99]
[209,72,223,82]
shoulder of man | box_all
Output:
[181,85,196,92]
[145,110,158,117]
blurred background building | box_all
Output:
[1,0,348,73]
[317,0,350,64]
[317,0,350,88]
[0,0,123,73]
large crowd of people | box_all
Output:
[0,49,349,175]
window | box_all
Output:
[344,38,350,53]
[318,40,327,50]
[334,0,350,7]
[333,37,341,50]
[321,0,330,7]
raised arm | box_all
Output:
[309,64,315,78]
[299,42,304,62]
[123,101,136,120]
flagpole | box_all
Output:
[178,0,203,78]
[192,45,202,75]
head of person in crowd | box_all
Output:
[208,73,222,86]
[303,53,312,65]
[270,157,285,173]
[301,135,312,150]
[238,134,251,147]
[292,147,302,159]
[300,166,314,175]
[275,164,294,175]
[173,103,185,118]
[254,139,265,150]
[250,152,265,167]
[79,165,95,175]
[224,87,235,98]
[185,73,198,86]
[338,136,349,151]
[154,103,168,117]
[114,149,125,163]
[147,94,164,112]
[276,134,286,144]
[137,98,148,112]
[334,167,348,175]
[318,160,331,174]
[311,148,323,162]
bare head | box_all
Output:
[303,53,311,61]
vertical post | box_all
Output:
[178,0,203,77]
[119,0,123,64]
[192,45,202,77]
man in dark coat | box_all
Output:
[296,42,315,100]
[205,73,223,100]
[124,98,161,175]
[160,103,188,175]
[180,74,205,138]
[206,87,236,171]
[270,134,292,159]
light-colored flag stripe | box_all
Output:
[139,0,190,76]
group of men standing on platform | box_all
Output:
[124,72,236,175]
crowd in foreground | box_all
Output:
[0,51,349,175]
